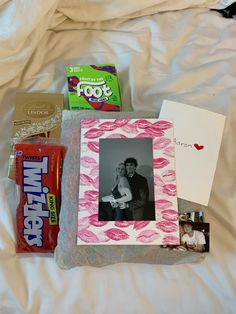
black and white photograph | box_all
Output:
[166,220,210,253]
[98,138,156,221]
[179,211,205,223]
[178,221,210,253]
[163,212,209,253]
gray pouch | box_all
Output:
[54,110,206,268]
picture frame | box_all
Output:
[77,118,179,245]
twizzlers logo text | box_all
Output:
[22,157,49,247]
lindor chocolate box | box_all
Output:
[8,92,64,180]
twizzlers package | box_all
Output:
[14,143,65,253]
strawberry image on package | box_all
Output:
[14,143,65,253]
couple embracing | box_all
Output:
[100,158,149,221]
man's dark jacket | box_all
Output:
[127,172,149,211]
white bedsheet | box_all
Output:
[1,1,236,313]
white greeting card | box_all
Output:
[77,118,179,245]
[160,100,226,206]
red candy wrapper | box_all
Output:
[14,143,65,253]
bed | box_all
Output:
[1,1,236,313]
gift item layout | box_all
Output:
[66,64,122,111]
[160,100,226,206]
[77,118,180,245]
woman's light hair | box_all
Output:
[115,162,126,183]
[116,162,125,171]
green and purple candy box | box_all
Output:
[66,64,122,111]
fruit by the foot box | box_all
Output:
[66,64,122,111]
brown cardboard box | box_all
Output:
[8,92,64,180]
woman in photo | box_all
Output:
[102,162,132,220]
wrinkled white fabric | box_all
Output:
[56,0,235,22]
[0,1,236,313]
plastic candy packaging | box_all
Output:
[8,92,64,180]
[14,142,65,253]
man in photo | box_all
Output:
[119,157,149,220]
[181,221,206,252]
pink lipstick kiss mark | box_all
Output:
[135,132,153,138]
[144,127,164,137]
[78,199,97,214]
[194,143,204,151]
[104,228,129,241]
[87,203,98,214]
[152,120,173,130]
[92,176,99,189]
[90,166,99,177]
[78,197,89,204]
[114,221,134,228]
[84,190,99,201]
[156,221,178,233]
[80,174,95,186]
[153,137,171,150]
[87,142,100,153]
[162,235,180,245]
[133,221,150,230]
[155,199,173,210]
[155,186,164,196]
[81,119,99,128]
[133,119,152,129]
[80,156,98,168]
[78,199,94,211]
[98,121,118,131]
[84,128,104,139]
[121,123,138,134]
[78,229,100,243]
[114,119,129,127]
[153,157,170,169]
[161,170,176,182]
[154,174,164,186]
[89,214,108,227]
[78,217,90,229]
[162,184,177,196]
[97,232,110,243]
[161,209,178,221]
[163,146,175,158]
[106,133,127,138]
[136,230,160,243]
[154,178,164,194]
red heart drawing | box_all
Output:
[194,143,204,151]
